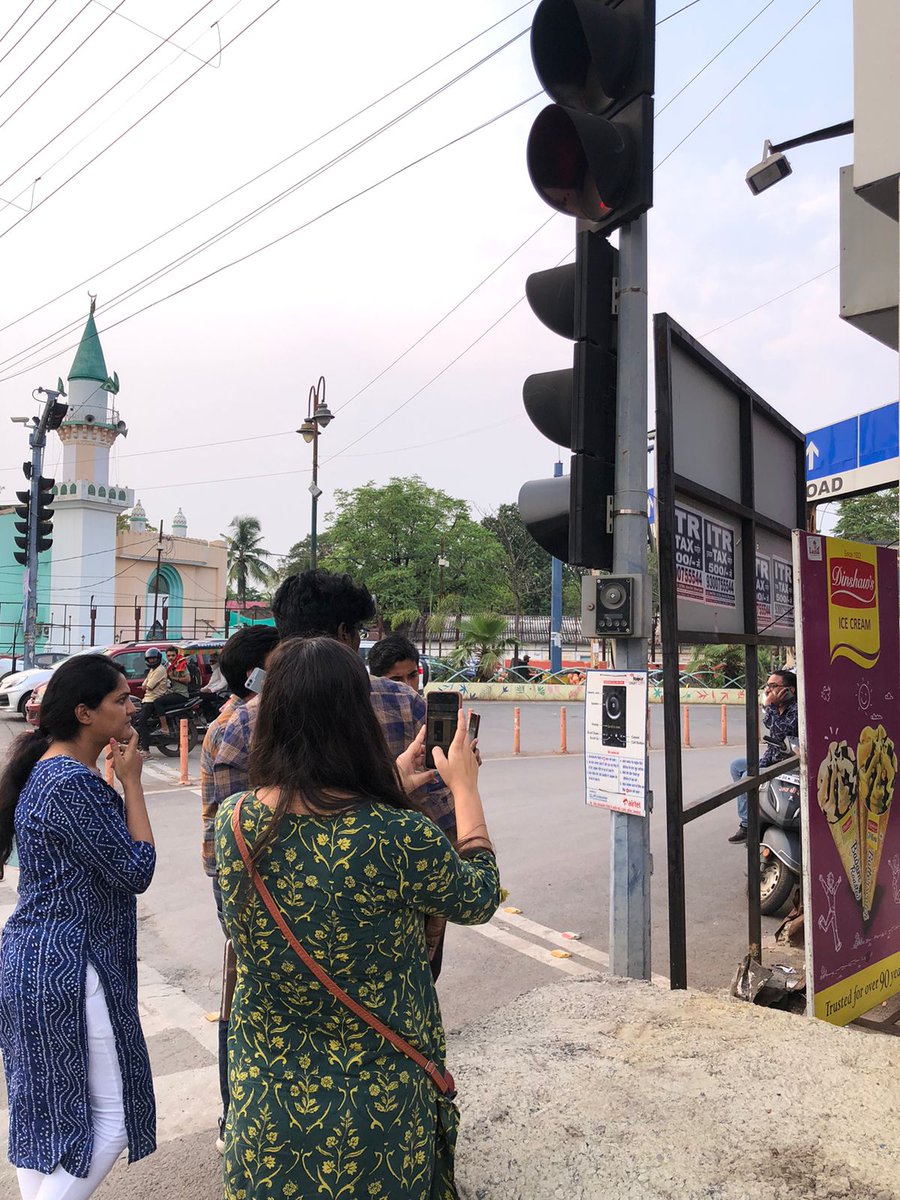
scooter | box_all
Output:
[758,735,801,915]
[134,695,205,757]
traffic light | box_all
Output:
[13,471,55,566]
[526,0,655,235]
[518,0,654,568]
[518,229,618,567]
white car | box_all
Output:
[0,667,55,717]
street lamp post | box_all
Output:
[298,375,334,570]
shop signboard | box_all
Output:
[794,531,900,1024]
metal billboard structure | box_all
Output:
[654,314,806,989]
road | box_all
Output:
[0,702,771,1195]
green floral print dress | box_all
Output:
[215,792,501,1200]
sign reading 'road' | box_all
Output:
[806,401,899,500]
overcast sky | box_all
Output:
[0,0,896,559]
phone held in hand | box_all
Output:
[467,712,481,743]
[245,667,267,695]
[425,692,460,770]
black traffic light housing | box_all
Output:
[35,476,55,553]
[526,0,654,235]
[13,471,55,565]
[518,228,619,568]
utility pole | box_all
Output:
[550,460,564,674]
[437,544,449,659]
[298,376,334,571]
[151,521,164,635]
[609,214,652,980]
[16,384,67,669]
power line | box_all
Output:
[0,3,40,49]
[0,10,534,365]
[0,0,283,241]
[658,0,704,24]
[0,0,125,133]
[0,0,60,71]
[0,90,542,384]
[656,0,777,117]
[701,264,838,336]
[89,0,219,65]
[0,0,218,182]
[656,0,826,169]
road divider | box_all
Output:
[427,682,750,705]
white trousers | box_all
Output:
[16,964,129,1200]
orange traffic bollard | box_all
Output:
[682,706,691,749]
[513,706,521,756]
[721,703,728,746]
[179,718,190,786]
[559,706,568,754]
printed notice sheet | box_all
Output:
[584,669,649,817]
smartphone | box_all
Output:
[467,712,481,743]
[425,692,460,770]
[245,667,267,695]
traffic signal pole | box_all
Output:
[550,460,564,674]
[22,388,65,669]
[609,212,651,979]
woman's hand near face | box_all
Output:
[108,730,143,787]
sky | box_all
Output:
[0,0,896,560]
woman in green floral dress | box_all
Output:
[215,636,500,1200]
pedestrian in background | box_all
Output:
[198,625,279,1154]
[215,636,500,1200]
[0,655,157,1199]
[367,633,422,690]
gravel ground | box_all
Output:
[450,975,900,1200]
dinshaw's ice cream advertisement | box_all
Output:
[794,532,900,1025]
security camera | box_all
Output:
[746,142,792,195]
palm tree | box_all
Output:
[222,515,274,610]
[450,613,514,682]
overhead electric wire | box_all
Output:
[0,7,534,351]
[656,0,825,169]
[0,3,40,49]
[90,0,218,64]
[0,0,218,191]
[0,0,60,70]
[0,0,283,242]
[0,26,532,377]
[702,264,838,336]
[0,0,127,132]
[0,89,542,384]
[656,0,777,117]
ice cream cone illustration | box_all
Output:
[859,725,898,919]
[816,741,861,903]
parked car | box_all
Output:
[0,666,57,716]
[23,639,227,727]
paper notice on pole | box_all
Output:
[584,669,648,816]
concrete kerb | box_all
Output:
[427,683,750,705]
[450,972,900,1199]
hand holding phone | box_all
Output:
[467,712,481,743]
[432,705,480,796]
[425,692,461,770]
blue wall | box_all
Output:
[0,509,52,658]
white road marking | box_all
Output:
[470,920,595,977]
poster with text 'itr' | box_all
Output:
[584,670,648,817]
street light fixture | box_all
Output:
[296,375,335,570]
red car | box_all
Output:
[25,639,225,727]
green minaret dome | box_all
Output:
[68,311,109,383]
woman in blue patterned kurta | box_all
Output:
[0,655,157,1199]
[216,636,501,1200]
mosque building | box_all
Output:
[0,305,226,659]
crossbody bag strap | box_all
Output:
[231,795,456,1099]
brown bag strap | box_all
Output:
[231,795,456,1099]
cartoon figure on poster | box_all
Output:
[796,532,900,1025]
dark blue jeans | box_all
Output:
[212,877,229,1117]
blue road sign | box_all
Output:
[805,415,858,479]
[859,402,899,468]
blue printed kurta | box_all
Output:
[0,756,157,1177]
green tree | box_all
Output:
[276,533,333,580]
[481,504,550,630]
[222,515,274,609]
[323,477,507,622]
[833,488,898,546]
[450,613,514,682]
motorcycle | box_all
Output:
[133,695,206,758]
[758,735,801,915]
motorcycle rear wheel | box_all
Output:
[157,719,197,757]
[759,853,796,915]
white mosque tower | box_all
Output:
[48,300,133,651]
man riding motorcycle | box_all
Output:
[133,648,169,752]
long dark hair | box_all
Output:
[0,655,127,877]
[247,636,417,866]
